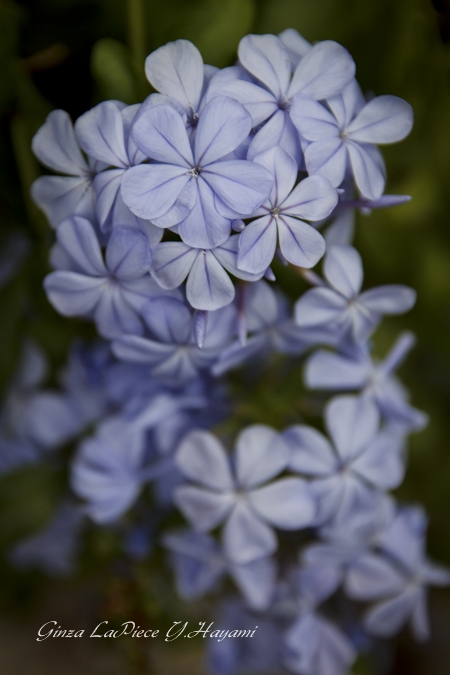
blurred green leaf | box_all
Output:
[0,465,63,548]
[145,0,255,66]
[91,37,149,104]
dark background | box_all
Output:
[0,0,449,672]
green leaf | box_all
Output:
[145,0,256,67]
[0,465,63,548]
[91,38,149,104]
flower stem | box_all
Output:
[127,0,147,68]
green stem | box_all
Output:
[127,0,146,68]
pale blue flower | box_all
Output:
[235,147,337,274]
[284,395,404,525]
[122,96,274,249]
[284,610,356,675]
[295,245,416,342]
[305,332,428,430]
[31,110,99,227]
[144,39,218,129]
[112,296,235,382]
[71,418,147,523]
[345,506,450,641]
[175,426,315,564]
[163,529,276,611]
[207,34,355,165]
[290,81,413,199]
[44,216,156,338]
[75,100,162,241]
[151,236,263,311]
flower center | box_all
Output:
[278,98,291,111]
[270,207,281,217]
[187,166,201,178]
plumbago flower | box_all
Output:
[235,146,338,274]
[144,39,218,130]
[44,216,156,338]
[163,529,276,611]
[31,110,99,227]
[283,395,404,524]
[345,506,450,640]
[121,96,274,249]
[305,331,428,430]
[71,418,148,523]
[112,296,236,382]
[295,244,416,342]
[290,80,414,199]
[174,426,316,564]
[151,235,263,311]
[282,567,356,675]
[207,33,356,164]
[75,100,162,238]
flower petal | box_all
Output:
[207,235,260,284]
[112,334,175,364]
[151,241,198,289]
[145,39,204,113]
[195,96,252,166]
[359,285,416,315]
[31,176,95,227]
[93,169,124,230]
[176,429,234,490]
[223,502,276,564]
[288,41,355,100]
[345,95,413,144]
[295,288,348,328]
[32,110,88,175]
[346,140,385,200]
[282,175,338,221]
[304,138,347,187]
[254,146,298,206]
[142,296,192,343]
[121,164,191,220]
[44,271,104,315]
[277,214,326,268]
[105,226,152,280]
[207,77,278,127]
[305,350,372,390]
[324,245,363,297]
[203,160,273,216]
[56,216,107,276]
[178,179,231,249]
[326,395,380,461]
[284,425,337,476]
[238,34,291,101]
[132,104,193,166]
[290,94,340,141]
[236,215,277,275]
[94,286,143,338]
[175,486,235,531]
[364,589,419,637]
[186,250,235,311]
[75,101,129,168]
[235,425,289,488]
[247,109,302,165]
[248,477,316,529]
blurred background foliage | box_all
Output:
[0,0,450,673]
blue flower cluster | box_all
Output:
[0,27,446,675]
